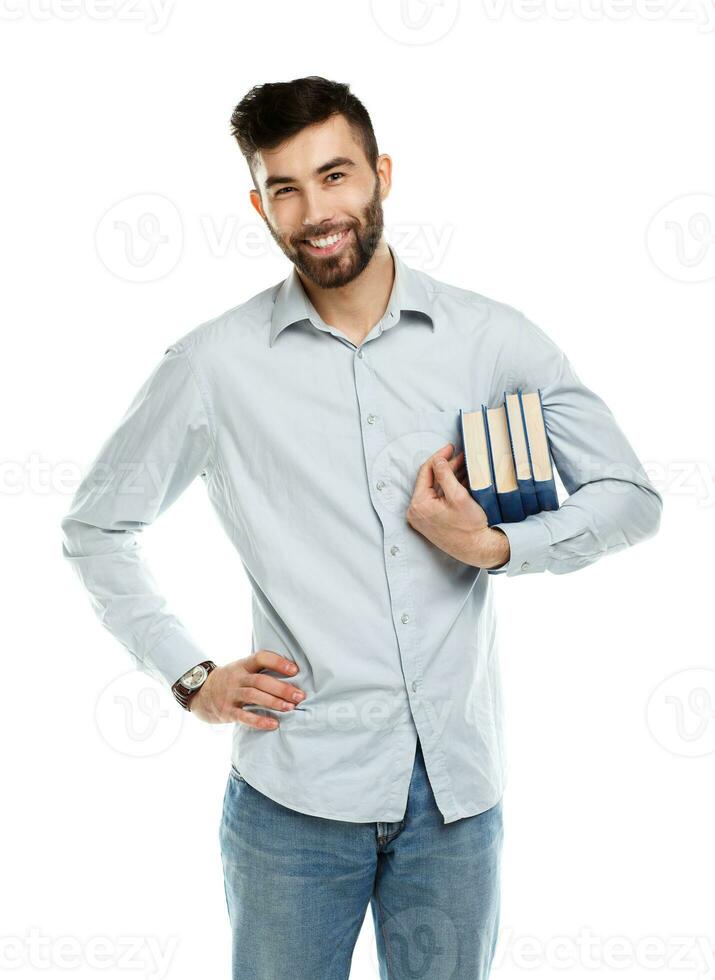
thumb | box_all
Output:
[433,453,464,504]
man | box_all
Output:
[60,76,662,979]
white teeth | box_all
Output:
[307,230,346,248]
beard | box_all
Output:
[265,176,385,289]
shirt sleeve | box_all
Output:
[60,342,215,686]
[486,311,663,577]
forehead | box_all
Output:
[254,114,365,182]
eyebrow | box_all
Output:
[264,156,357,190]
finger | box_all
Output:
[227,706,279,730]
[249,650,299,676]
[452,454,467,484]
[433,455,465,505]
[428,446,462,498]
[437,448,463,477]
[251,674,306,704]
[235,685,298,713]
[413,443,453,497]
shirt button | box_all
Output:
[367,414,376,424]
[376,480,386,491]
[401,613,410,624]
[390,545,399,556]
[521,561,530,570]
[411,680,419,692]
[357,349,364,358]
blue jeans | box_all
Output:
[219,738,503,979]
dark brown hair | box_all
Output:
[229,76,379,193]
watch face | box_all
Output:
[183,665,208,690]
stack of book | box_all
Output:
[460,389,560,526]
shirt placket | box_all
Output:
[353,321,461,822]
[350,324,428,750]
[308,311,454,819]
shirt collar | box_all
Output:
[268,241,434,348]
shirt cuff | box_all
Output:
[486,518,552,576]
[143,630,211,688]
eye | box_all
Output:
[275,172,345,197]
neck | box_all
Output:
[297,239,394,347]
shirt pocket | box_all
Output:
[374,405,481,623]
[415,407,465,456]
[374,407,464,518]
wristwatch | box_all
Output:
[171,660,217,711]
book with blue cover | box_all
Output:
[517,389,559,513]
[504,391,540,517]
[460,388,559,525]
[458,405,502,526]
[483,403,525,523]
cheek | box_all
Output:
[266,200,302,234]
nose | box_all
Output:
[300,188,337,236]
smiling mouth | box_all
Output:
[301,228,351,254]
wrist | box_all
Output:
[480,527,510,570]
[171,660,217,712]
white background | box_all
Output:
[1,0,713,977]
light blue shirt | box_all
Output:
[60,243,662,823]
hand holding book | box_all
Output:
[406,442,513,570]
[410,310,661,578]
